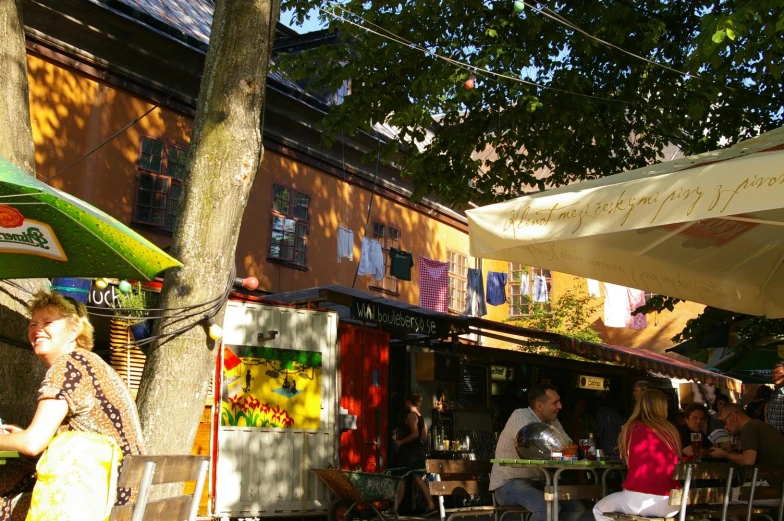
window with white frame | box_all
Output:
[133,136,186,232]
[447,250,468,312]
[508,263,552,316]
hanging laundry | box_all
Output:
[389,248,414,281]
[533,275,549,303]
[419,257,449,312]
[627,288,647,330]
[486,271,508,306]
[603,282,632,328]
[337,226,354,262]
[357,238,384,281]
[586,279,601,298]
[464,268,487,317]
[520,273,530,297]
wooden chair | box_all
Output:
[426,459,529,521]
[109,455,210,521]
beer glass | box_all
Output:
[691,432,702,461]
[729,436,740,453]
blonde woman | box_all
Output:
[0,291,145,520]
[593,389,681,521]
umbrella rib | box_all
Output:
[0,193,46,200]
[48,205,150,280]
[635,221,697,257]
[720,216,784,227]
[760,252,784,293]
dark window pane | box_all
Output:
[136,206,150,222]
[279,245,294,261]
[150,155,162,173]
[155,176,169,193]
[296,237,305,251]
[297,223,307,237]
[295,251,305,265]
[140,153,152,171]
[139,173,154,190]
[283,218,296,235]
[142,138,152,153]
[152,140,164,155]
[138,190,152,206]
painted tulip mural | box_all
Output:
[221,345,323,429]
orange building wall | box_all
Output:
[27,52,702,354]
[27,53,473,308]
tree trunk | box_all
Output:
[0,0,48,426]
[135,0,281,455]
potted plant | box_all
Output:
[112,282,153,341]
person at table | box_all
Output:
[591,396,623,455]
[632,381,650,402]
[393,392,437,516]
[677,404,713,458]
[745,385,772,422]
[768,362,784,435]
[593,389,681,521]
[708,403,784,466]
[490,384,588,521]
[707,393,730,433]
[709,403,784,507]
[0,291,145,521]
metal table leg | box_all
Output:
[434,473,446,521]
[540,467,553,521]
[552,468,566,521]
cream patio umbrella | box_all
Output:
[467,126,784,318]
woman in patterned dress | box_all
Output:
[0,291,145,520]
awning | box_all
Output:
[261,285,741,391]
[467,319,742,392]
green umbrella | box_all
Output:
[668,334,783,384]
[0,156,182,280]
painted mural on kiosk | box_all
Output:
[221,345,323,429]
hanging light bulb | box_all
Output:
[94,278,108,290]
[203,315,223,340]
[465,77,475,90]
[118,280,132,293]
[233,276,259,290]
[513,0,525,12]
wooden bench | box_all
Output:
[109,455,210,521]
[426,459,529,521]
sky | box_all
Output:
[279,7,326,34]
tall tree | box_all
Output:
[135,0,281,455]
[280,0,782,204]
[0,0,49,425]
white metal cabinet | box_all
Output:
[214,302,338,517]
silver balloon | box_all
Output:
[514,422,568,459]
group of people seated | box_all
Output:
[491,380,784,521]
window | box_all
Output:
[447,250,468,312]
[133,136,186,232]
[370,221,400,294]
[508,263,551,316]
[269,184,309,267]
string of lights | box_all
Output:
[321,1,768,112]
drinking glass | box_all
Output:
[578,438,591,460]
[690,433,703,461]
[729,436,740,453]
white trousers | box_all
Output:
[594,490,679,521]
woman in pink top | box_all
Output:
[593,389,682,521]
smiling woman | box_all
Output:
[0,291,145,521]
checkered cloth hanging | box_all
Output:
[419,257,449,313]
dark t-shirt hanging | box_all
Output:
[389,248,414,280]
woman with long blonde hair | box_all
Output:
[593,389,682,521]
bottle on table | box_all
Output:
[587,433,597,461]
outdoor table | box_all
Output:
[427,449,476,461]
[0,451,19,465]
[491,458,627,521]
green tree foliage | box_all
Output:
[280,0,782,205]
[506,287,602,343]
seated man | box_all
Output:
[709,404,784,506]
[490,384,588,521]
[677,404,713,458]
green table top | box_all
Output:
[491,458,626,468]
[0,451,19,464]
